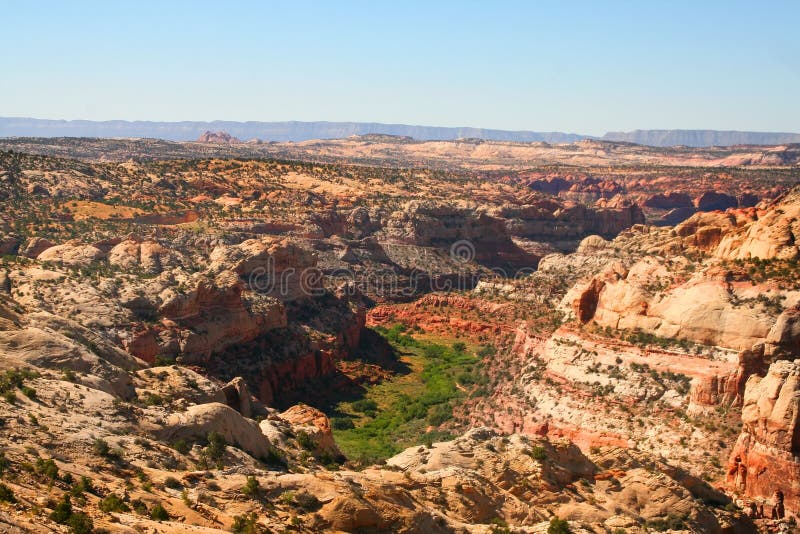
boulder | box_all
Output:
[0,233,21,255]
[157,402,272,460]
[37,241,105,265]
[20,237,55,258]
[280,403,343,460]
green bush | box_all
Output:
[294,491,321,511]
[331,417,354,430]
[35,458,59,480]
[67,512,93,534]
[164,476,183,490]
[241,476,260,498]
[0,483,16,503]
[99,492,130,513]
[296,431,317,451]
[527,446,547,461]
[232,512,261,533]
[350,399,378,413]
[547,517,571,534]
[49,495,73,524]
[150,503,169,521]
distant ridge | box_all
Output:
[1,117,798,147]
[602,129,800,147]
[0,117,581,144]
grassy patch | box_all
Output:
[331,326,481,464]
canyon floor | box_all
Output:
[0,136,799,533]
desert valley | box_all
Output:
[0,131,797,533]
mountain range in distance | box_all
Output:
[1,116,799,148]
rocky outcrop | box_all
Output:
[208,237,319,301]
[37,241,105,265]
[158,402,273,459]
[108,237,186,274]
[196,130,241,144]
[695,191,738,212]
[280,403,343,460]
[644,192,693,209]
[567,256,788,352]
[0,232,21,255]
[143,270,287,363]
[764,306,800,359]
[714,188,800,260]
[221,376,260,418]
[19,236,54,258]
[727,360,800,511]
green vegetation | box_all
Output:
[330,326,482,464]
[547,517,571,534]
[150,503,170,521]
[0,483,16,503]
[232,512,262,533]
[49,494,93,534]
[0,368,39,405]
[99,492,130,513]
[646,513,689,532]
[241,476,260,498]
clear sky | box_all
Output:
[1,0,798,135]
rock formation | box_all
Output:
[727,360,800,511]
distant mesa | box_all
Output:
[1,117,799,147]
[196,130,241,144]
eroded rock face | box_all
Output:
[108,238,186,274]
[19,236,54,258]
[727,360,800,511]
[569,257,784,351]
[714,188,800,260]
[158,402,273,460]
[696,191,738,212]
[209,237,319,301]
[0,232,21,255]
[280,403,343,460]
[644,192,693,210]
[144,270,287,363]
[765,307,800,359]
[37,241,105,265]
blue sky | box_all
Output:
[1,0,798,135]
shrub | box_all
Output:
[70,476,95,496]
[164,476,183,490]
[35,458,59,480]
[67,512,93,534]
[296,431,317,451]
[131,498,149,515]
[526,446,547,461]
[350,399,378,413]
[241,476,260,498]
[0,450,9,474]
[150,503,169,521]
[646,513,689,532]
[172,439,191,455]
[204,432,226,461]
[294,491,321,511]
[0,483,16,503]
[331,417,354,430]
[49,494,73,524]
[232,512,261,533]
[99,493,130,513]
[547,517,571,534]
[92,438,110,457]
